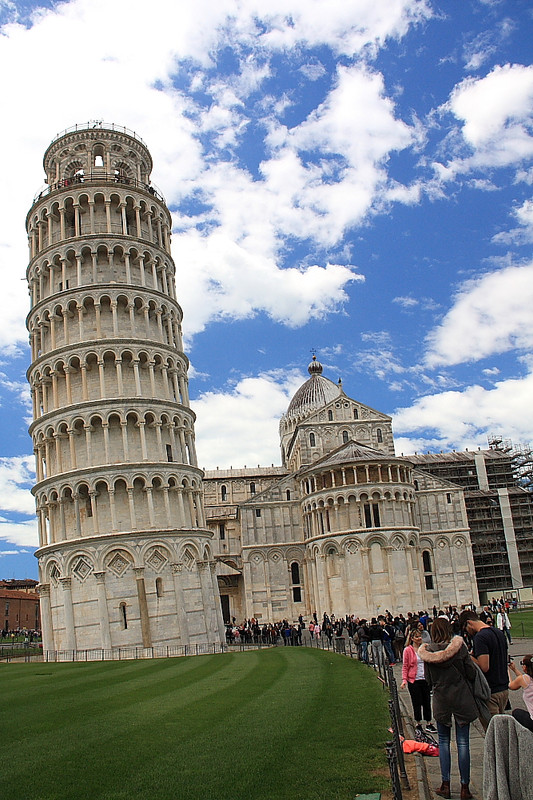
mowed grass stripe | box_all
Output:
[3,648,390,800]
[2,652,255,739]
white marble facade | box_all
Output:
[204,358,479,623]
[29,124,224,652]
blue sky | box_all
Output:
[0,0,532,579]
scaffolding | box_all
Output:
[488,435,533,491]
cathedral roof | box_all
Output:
[285,356,342,421]
[304,440,401,472]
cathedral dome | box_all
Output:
[285,356,341,420]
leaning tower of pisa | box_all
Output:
[26,123,224,654]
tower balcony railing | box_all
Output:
[31,172,166,206]
[49,122,148,147]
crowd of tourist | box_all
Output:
[226,596,531,799]
[1,628,41,643]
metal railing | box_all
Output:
[49,122,147,148]
[32,172,165,206]
[0,639,279,663]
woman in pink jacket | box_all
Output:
[401,627,436,733]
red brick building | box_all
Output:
[1,586,41,632]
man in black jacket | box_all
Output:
[459,609,509,727]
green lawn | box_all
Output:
[2,647,390,800]
[511,609,533,638]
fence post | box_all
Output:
[388,667,404,738]
[386,740,403,800]
[388,698,410,789]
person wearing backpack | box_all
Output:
[459,609,509,724]
[419,617,478,800]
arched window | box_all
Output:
[309,433,316,447]
[342,430,349,444]
[290,561,302,602]
[376,428,383,443]
[422,550,434,590]
[155,578,163,598]
[250,482,256,495]
[119,602,128,629]
[286,489,291,501]
[353,408,359,419]
[221,485,227,501]
[328,410,333,421]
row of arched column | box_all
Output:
[29,292,183,358]
[35,472,206,546]
[30,348,190,418]
[301,461,412,495]
[28,191,171,259]
[28,243,175,306]
[302,491,415,538]
[32,408,198,479]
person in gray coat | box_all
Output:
[419,618,478,800]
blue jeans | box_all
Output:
[437,720,470,784]
[359,640,368,663]
[384,639,396,664]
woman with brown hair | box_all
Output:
[400,627,436,733]
[419,617,478,800]
[508,653,533,732]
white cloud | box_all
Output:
[393,296,419,308]
[0,519,38,549]
[393,369,533,453]
[0,456,35,515]
[450,64,533,148]
[462,18,515,73]
[437,64,533,178]
[299,62,326,81]
[0,456,37,547]
[0,0,430,351]
[425,262,533,368]
[493,199,533,245]
[194,370,304,468]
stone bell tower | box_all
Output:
[27,122,224,654]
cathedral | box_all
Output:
[203,356,479,624]
[27,124,479,655]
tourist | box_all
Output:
[508,654,533,732]
[496,607,512,644]
[459,609,509,724]
[419,617,477,800]
[400,627,436,733]
[417,620,431,643]
[393,616,406,661]
[379,616,396,665]
[356,619,370,663]
[368,617,385,669]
